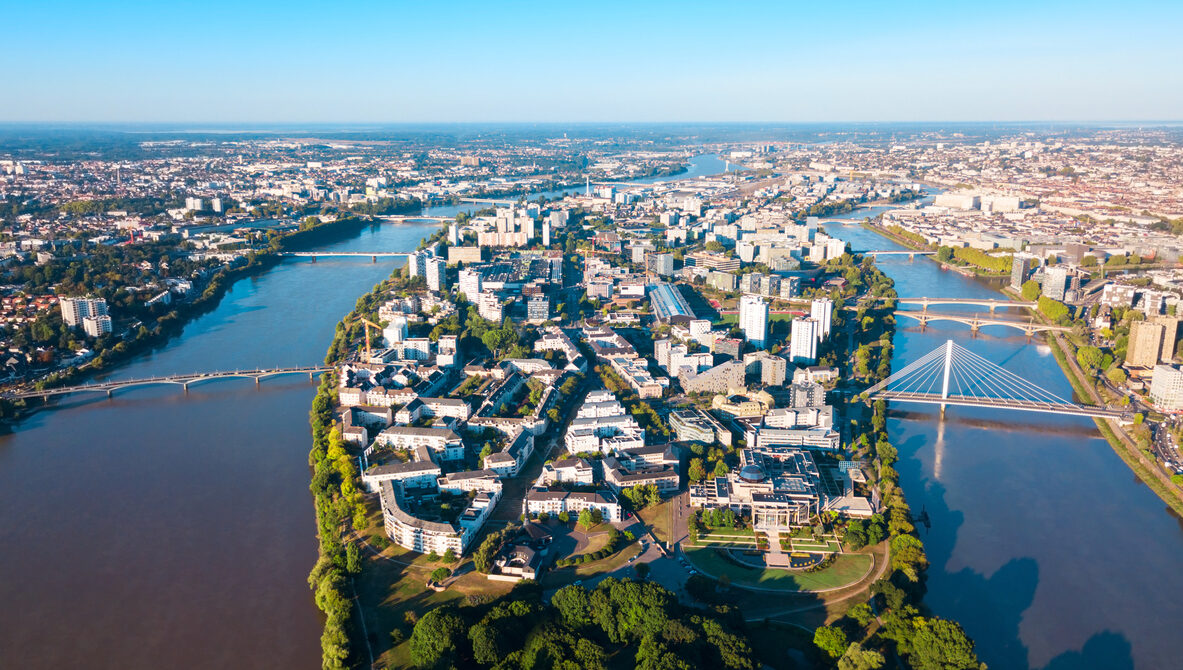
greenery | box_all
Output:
[406,578,760,669]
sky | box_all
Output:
[3,0,1181,123]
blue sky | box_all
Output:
[3,0,1181,122]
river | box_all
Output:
[824,211,1183,669]
[0,153,735,669]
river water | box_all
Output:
[0,153,733,669]
[824,213,1183,669]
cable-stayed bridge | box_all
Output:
[865,340,1128,419]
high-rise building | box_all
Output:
[407,251,428,278]
[60,297,108,327]
[447,223,460,246]
[810,298,833,342]
[738,295,768,349]
[1152,316,1180,362]
[790,318,819,364]
[1043,266,1068,301]
[184,197,203,211]
[383,317,409,346]
[1150,365,1183,411]
[542,221,551,247]
[82,315,112,338]
[478,291,503,322]
[425,257,447,292]
[210,197,223,213]
[649,253,674,277]
[1011,256,1034,289]
[1128,320,1166,368]
[458,269,482,301]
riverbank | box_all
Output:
[0,216,377,422]
[996,287,1183,518]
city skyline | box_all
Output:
[5,0,1182,123]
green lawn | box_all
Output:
[684,547,872,592]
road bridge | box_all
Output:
[4,366,331,401]
[860,250,936,259]
[866,340,1128,420]
[894,310,1069,335]
[895,297,1037,312]
[279,252,410,262]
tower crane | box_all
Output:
[348,316,383,361]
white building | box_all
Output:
[380,481,497,554]
[478,291,503,322]
[60,297,108,327]
[82,314,112,338]
[810,298,833,342]
[459,269,483,301]
[1151,365,1183,411]
[523,488,621,522]
[790,318,819,364]
[426,257,447,292]
[739,294,768,349]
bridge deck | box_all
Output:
[5,367,331,400]
[874,391,1126,419]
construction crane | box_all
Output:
[348,316,383,361]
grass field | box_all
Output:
[684,547,872,592]
[637,502,672,544]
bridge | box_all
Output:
[4,366,331,401]
[279,252,410,262]
[894,310,1069,336]
[459,198,520,206]
[861,250,936,259]
[866,340,1127,419]
[896,297,1037,312]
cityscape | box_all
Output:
[2,3,1183,670]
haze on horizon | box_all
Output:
[5,0,1181,124]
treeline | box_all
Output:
[347,197,422,217]
[948,246,1011,273]
[883,225,929,249]
[307,374,366,669]
[266,215,372,252]
[407,578,760,670]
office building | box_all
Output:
[790,318,819,364]
[448,223,460,246]
[1011,256,1035,289]
[527,296,549,323]
[1043,266,1068,301]
[739,295,768,349]
[1150,365,1183,411]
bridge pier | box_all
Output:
[371,255,377,263]
[107,390,112,398]
[255,377,260,386]
[183,382,188,393]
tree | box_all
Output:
[443,548,457,564]
[688,458,707,483]
[898,617,983,670]
[936,246,954,263]
[847,602,875,629]
[430,567,451,583]
[814,625,849,659]
[1107,367,1128,384]
[712,459,729,477]
[838,642,886,670]
[578,508,595,529]
[468,622,500,666]
[559,511,571,523]
[1021,279,1041,301]
[409,608,467,669]
[1076,345,1103,370]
